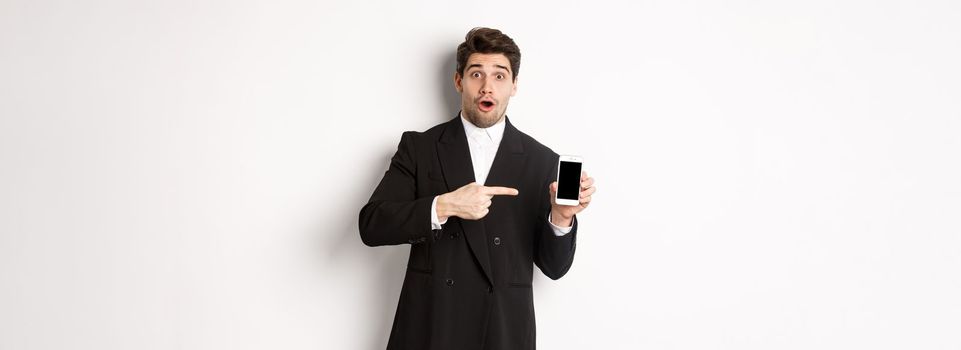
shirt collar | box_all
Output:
[459,111,506,145]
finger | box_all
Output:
[580,177,595,189]
[579,195,591,205]
[581,171,589,181]
[580,186,596,198]
[549,181,557,193]
[483,186,519,196]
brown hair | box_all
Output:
[456,27,521,82]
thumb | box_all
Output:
[549,181,558,193]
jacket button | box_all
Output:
[493,237,501,245]
[450,231,458,239]
[487,286,493,293]
[446,278,454,286]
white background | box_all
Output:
[2,0,960,349]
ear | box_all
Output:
[510,76,518,97]
[454,72,463,93]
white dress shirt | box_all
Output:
[430,113,572,236]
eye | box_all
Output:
[496,74,504,80]
[471,72,481,78]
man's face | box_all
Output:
[455,53,517,128]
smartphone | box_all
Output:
[555,155,583,206]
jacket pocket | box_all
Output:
[407,240,431,274]
[508,233,535,287]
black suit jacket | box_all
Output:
[359,115,578,350]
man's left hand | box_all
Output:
[548,171,595,227]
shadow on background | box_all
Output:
[323,149,404,350]
[323,51,461,350]
[438,53,461,123]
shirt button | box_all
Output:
[446,278,455,286]
[493,237,501,245]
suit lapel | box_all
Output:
[436,116,493,285]
[436,116,528,287]
[483,117,527,191]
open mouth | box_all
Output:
[478,100,495,112]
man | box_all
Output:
[359,27,597,350]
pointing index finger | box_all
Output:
[483,186,519,196]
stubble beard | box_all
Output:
[463,104,505,129]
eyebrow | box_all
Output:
[466,63,511,74]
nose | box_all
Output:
[480,77,493,94]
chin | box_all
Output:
[463,106,506,128]
[477,115,500,128]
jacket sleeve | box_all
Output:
[534,159,577,280]
[358,132,435,247]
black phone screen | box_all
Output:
[557,160,582,200]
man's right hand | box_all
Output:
[436,182,519,221]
